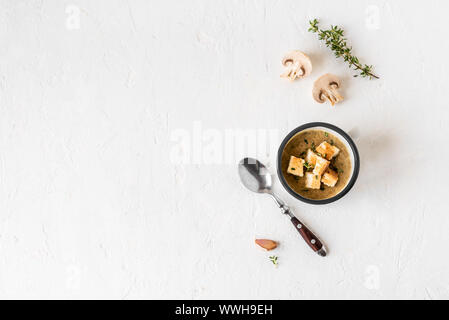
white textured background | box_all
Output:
[1,0,449,299]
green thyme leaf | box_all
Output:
[303,162,313,169]
[308,19,379,79]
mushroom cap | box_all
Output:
[281,51,312,78]
[312,73,342,103]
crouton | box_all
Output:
[321,168,339,187]
[313,155,330,176]
[316,141,340,160]
[305,172,321,189]
[287,156,304,177]
[305,149,317,166]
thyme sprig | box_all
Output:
[303,161,313,170]
[308,19,379,79]
[269,256,278,266]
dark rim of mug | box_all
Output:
[277,122,360,205]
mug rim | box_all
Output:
[277,122,360,205]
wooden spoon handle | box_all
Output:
[290,216,326,256]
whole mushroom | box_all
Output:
[281,51,312,81]
[312,73,344,106]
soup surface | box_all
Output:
[281,129,352,200]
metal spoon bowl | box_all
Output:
[238,158,272,193]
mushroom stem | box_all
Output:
[281,63,305,81]
[321,91,335,106]
[321,88,344,106]
[324,86,344,106]
[329,84,343,101]
[294,64,305,77]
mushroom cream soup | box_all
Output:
[281,129,351,200]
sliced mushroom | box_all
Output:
[312,73,344,106]
[280,51,312,81]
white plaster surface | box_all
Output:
[1,0,449,299]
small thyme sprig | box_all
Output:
[269,256,278,266]
[303,161,313,170]
[308,19,379,79]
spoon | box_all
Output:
[238,157,326,257]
